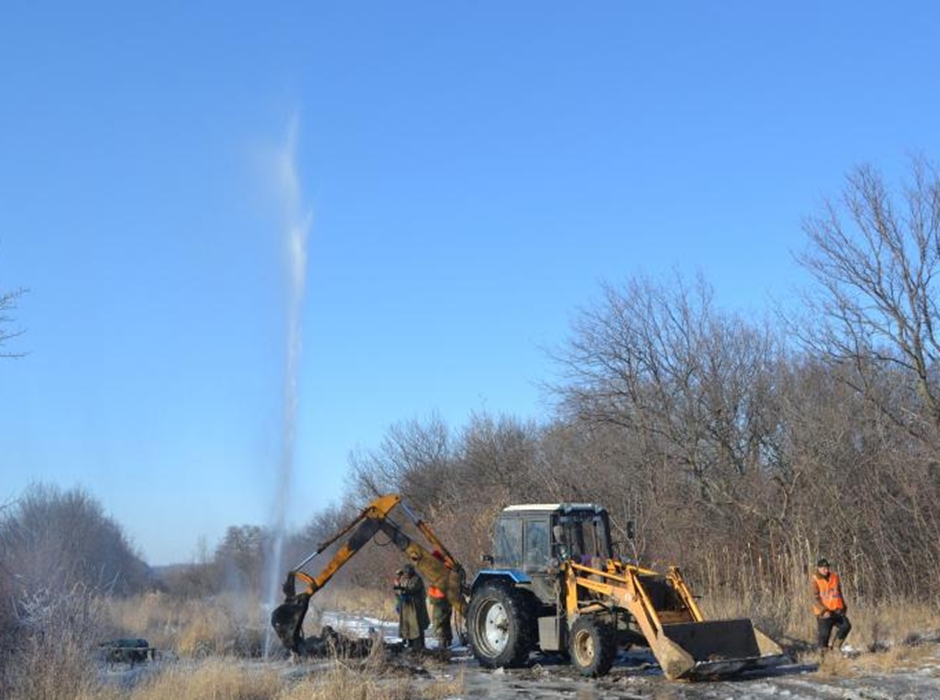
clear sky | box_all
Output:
[2,2,939,566]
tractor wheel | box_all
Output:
[568,616,617,677]
[467,580,535,668]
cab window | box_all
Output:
[524,520,550,571]
[493,518,523,568]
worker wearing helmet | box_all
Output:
[394,563,430,650]
[812,558,852,652]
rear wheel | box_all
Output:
[467,581,535,668]
[569,615,617,677]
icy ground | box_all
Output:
[459,652,940,700]
[320,610,940,700]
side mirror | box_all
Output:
[626,519,636,541]
[480,554,494,566]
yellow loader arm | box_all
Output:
[271,494,467,654]
[564,560,785,680]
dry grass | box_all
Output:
[814,648,853,677]
[13,582,940,699]
[1,587,111,700]
[127,659,282,700]
[3,635,106,700]
[700,590,940,656]
[275,662,463,700]
[309,585,397,621]
[853,642,940,674]
[96,591,460,699]
[107,592,267,658]
[105,587,394,659]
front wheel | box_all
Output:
[467,581,535,668]
[568,615,617,677]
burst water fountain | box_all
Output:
[263,118,311,658]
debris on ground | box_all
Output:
[98,638,157,666]
[300,625,378,657]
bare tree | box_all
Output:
[214,524,268,594]
[0,483,151,596]
[348,414,455,507]
[797,157,940,445]
[0,284,26,358]
[0,485,150,692]
[551,274,785,522]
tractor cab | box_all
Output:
[492,503,612,571]
[480,503,612,604]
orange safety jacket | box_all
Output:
[812,572,846,616]
[427,585,446,600]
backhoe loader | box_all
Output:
[271,497,785,680]
[270,494,467,655]
[466,503,787,680]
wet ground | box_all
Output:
[101,610,940,699]
[458,655,940,700]
[314,609,940,699]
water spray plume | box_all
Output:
[263,113,311,658]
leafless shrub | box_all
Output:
[0,283,27,358]
[0,584,109,700]
[107,591,268,658]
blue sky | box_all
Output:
[2,2,939,565]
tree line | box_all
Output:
[345,157,940,607]
[3,159,940,649]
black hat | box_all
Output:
[816,558,830,568]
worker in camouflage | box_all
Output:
[394,563,430,650]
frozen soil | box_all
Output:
[309,610,940,699]
[100,610,940,699]
[455,650,940,700]
[322,610,940,700]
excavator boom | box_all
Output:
[270,494,466,654]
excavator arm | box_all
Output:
[270,494,467,654]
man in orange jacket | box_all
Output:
[812,558,852,651]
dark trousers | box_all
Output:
[817,612,851,649]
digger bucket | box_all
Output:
[270,593,311,655]
[652,618,786,680]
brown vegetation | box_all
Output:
[341,159,940,615]
[5,159,940,695]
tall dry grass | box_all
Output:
[107,580,940,662]
[126,659,282,700]
[10,575,940,700]
[119,644,463,700]
[699,586,940,656]
[106,586,398,661]
[276,664,462,700]
[1,585,110,700]
[310,585,398,621]
[686,543,940,657]
[96,589,461,699]
[107,591,267,658]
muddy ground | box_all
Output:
[101,610,940,699]
[311,609,940,699]
[455,649,940,700]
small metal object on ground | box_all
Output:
[99,638,157,666]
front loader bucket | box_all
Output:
[653,619,786,680]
